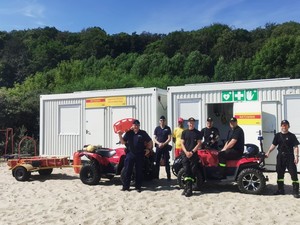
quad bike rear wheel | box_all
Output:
[80,164,100,185]
[237,168,266,195]
[177,168,203,190]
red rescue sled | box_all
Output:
[113,118,135,134]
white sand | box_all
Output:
[1,160,300,225]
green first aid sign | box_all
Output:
[244,89,258,101]
[222,89,258,102]
[222,91,233,102]
[233,90,245,101]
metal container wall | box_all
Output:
[167,78,300,169]
[167,79,300,131]
[40,87,167,157]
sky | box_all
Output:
[0,0,300,34]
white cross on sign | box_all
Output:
[234,91,244,101]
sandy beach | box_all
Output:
[1,160,300,225]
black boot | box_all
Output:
[167,171,171,180]
[292,182,300,199]
[181,182,188,195]
[185,180,193,197]
[274,181,285,195]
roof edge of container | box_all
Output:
[167,78,300,93]
[40,87,166,100]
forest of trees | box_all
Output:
[0,21,300,143]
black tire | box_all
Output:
[120,167,135,186]
[172,156,183,177]
[80,164,100,185]
[14,166,31,181]
[237,168,266,195]
[38,168,53,176]
[177,168,203,190]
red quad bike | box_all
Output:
[172,143,268,195]
[75,145,157,185]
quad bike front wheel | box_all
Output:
[237,168,266,195]
[80,164,100,185]
[177,168,203,190]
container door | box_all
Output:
[233,101,262,149]
[85,108,105,146]
[284,94,300,171]
[177,99,202,130]
[111,106,133,148]
[262,101,278,171]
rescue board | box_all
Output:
[113,118,135,133]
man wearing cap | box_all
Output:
[118,119,153,192]
[217,117,244,178]
[181,117,203,197]
[200,117,220,149]
[173,117,185,158]
[153,115,172,180]
[265,120,300,198]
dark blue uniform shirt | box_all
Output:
[123,129,151,154]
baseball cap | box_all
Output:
[160,115,166,120]
[230,117,237,122]
[188,117,196,122]
[132,119,140,125]
[207,117,213,122]
[178,117,184,123]
[281,120,289,126]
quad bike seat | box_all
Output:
[95,148,116,158]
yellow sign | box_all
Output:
[106,96,126,106]
[85,96,126,108]
[235,112,261,125]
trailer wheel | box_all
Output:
[14,166,31,181]
[38,168,53,176]
[80,164,100,185]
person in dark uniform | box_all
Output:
[265,120,300,198]
[218,117,244,178]
[200,117,220,149]
[153,116,172,180]
[181,117,202,197]
[118,119,153,192]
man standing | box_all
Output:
[265,120,299,198]
[181,117,202,197]
[153,116,172,180]
[118,119,153,192]
[218,117,244,178]
[200,117,220,149]
[173,117,185,158]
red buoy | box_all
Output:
[73,151,81,174]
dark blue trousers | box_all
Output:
[123,151,144,189]
[155,146,171,178]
